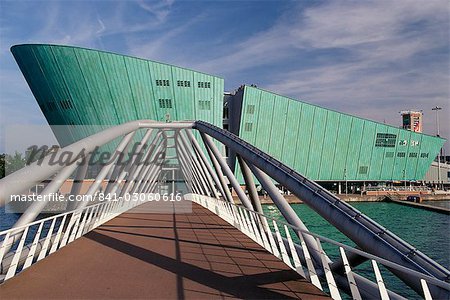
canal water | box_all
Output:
[264,200,450,299]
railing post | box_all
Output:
[68,153,91,210]
[200,133,253,209]
[179,130,218,198]
[105,129,153,195]
[13,161,80,229]
[185,129,223,199]
[81,131,137,209]
[248,164,324,267]
[176,133,210,196]
[237,156,262,213]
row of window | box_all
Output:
[375,133,397,147]
[155,79,212,88]
[247,104,255,114]
[40,100,75,113]
[177,80,190,87]
[198,100,211,110]
[158,98,172,109]
[157,99,214,110]
[60,100,74,110]
[359,166,368,174]
[198,81,211,88]
[155,79,170,86]
[388,152,429,158]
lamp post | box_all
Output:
[431,106,442,189]
[344,168,348,195]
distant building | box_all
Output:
[401,110,423,133]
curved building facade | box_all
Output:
[229,86,445,182]
[11,44,446,182]
[11,44,223,146]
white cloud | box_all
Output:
[137,0,174,23]
[193,0,449,148]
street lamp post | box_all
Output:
[344,168,348,195]
[403,169,406,190]
[432,106,442,189]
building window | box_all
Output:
[158,99,172,109]
[177,80,191,87]
[385,152,394,158]
[420,153,429,158]
[156,79,170,86]
[59,100,73,110]
[198,81,211,88]
[397,152,406,158]
[244,122,253,132]
[409,152,418,158]
[247,104,255,114]
[359,166,368,174]
[375,133,397,147]
[198,100,211,110]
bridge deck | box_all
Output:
[0,201,328,299]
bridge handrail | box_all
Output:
[0,196,146,279]
[0,199,108,236]
[190,194,448,300]
[195,194,450,291]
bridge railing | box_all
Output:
[0,196,146,283]
[188,193,450,300]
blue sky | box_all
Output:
[0,0,449,153]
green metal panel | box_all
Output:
[331,114,353,180]
[405,131,421,180]
[393,129,411,180]
[193,73,211,123]
[380,126,400,180]
[281,100,303,169]
[306,108,327,179]
[416,134,445,180]
[234,87,261,182]
[318,111,340,180]
[170,67,194,121]
[239,87,261,145]
[49,46,105,143]
[31,45,82,144]
[123,56,157,120]
[369,123,388,179]
[408,131,423,179]
[346,118,364,179]
[356,121,377,181]
[73,48,120,127]
[294,103,315,174]
[268,95,289,161]
[254,91,275,153]
[213,77,224,138]
[100,53,140,123]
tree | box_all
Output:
[0,154,5,178]
[5,151,26,176]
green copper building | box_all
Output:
[11,44,445,183]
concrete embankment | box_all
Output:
[384,198,450,215]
